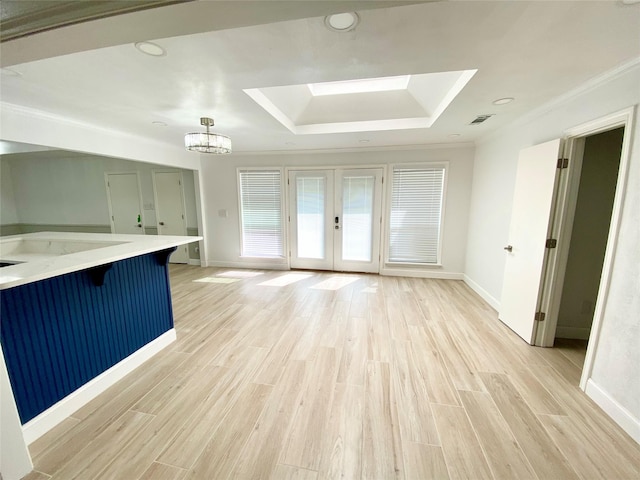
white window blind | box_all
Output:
[389,167,445,264]
[342,175,374,262]
[296,176,325,259]
[239,170,283,257]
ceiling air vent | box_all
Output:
[469,114,494,125]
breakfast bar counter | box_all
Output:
[0,232,201,445]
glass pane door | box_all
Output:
[289,170,333,270]
[289,168,383,273]
[334,169,383,273]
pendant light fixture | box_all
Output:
[184,117,232,154]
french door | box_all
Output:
[288,168,383,273]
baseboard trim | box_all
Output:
[188,259,201,266]
[555,326,591,340]
[585,378,640,444]
[22,329,176,445]
[207,260,289,270]
[380,268,463,280]
[462,274,501,311]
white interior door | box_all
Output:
[499,139,562,344]
[289,168,383,273]
[105,173,144,235]
[153,171,189,264]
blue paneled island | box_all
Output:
[0,232,201,479]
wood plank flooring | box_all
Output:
[25,266,640,480]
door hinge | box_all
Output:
[382,177,384,184]
[545,238,557,249]
[111,215,114,221]
[557,158,568,169]
[287,179,290,185]
[534,312,546,322]
[179,180,181,185]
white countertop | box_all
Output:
[0,232,202,290]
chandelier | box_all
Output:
[184,117,232,154]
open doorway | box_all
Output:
[553,127,625,368]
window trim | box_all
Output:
[384,162,448,267]
[236,167,286,259]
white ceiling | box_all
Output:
[1,1,639,154]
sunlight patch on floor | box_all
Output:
[258,273,313,287]
[311,276,360,291]
[216,270,264,278]
[193,276,240,284]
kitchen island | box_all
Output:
[0,232,201,478]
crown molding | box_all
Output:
[477,56,640,146]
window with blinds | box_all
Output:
[238,169,284,257]
[388,166,445,264]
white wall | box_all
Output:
[202,146,474,277]
[0,159,18,225]
[465,63,640,438]
[1,154,198,230]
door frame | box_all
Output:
[534,107,635,390]
[104,171,145,235]
[284,164,387,272]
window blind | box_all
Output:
[342,175,374,262]
[389,167,445,264]
[296,176,325,259]
[239,170,283,257]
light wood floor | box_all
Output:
[25,266,640,480]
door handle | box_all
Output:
[136,224,142,228]
[335,216,339,223]
[504,245,513,252]
[159,222,165,226]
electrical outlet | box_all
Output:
[218,209,228,218]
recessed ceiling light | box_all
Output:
[492,97,514,105]
[325,12,359,32]
[285,141,296,146]
[134,41,166,57]
[359,139,370,143]
[152,121,167,127]
[448,134,461,138]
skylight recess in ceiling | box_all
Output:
[244,69,477,135]
[308,75,411,96]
